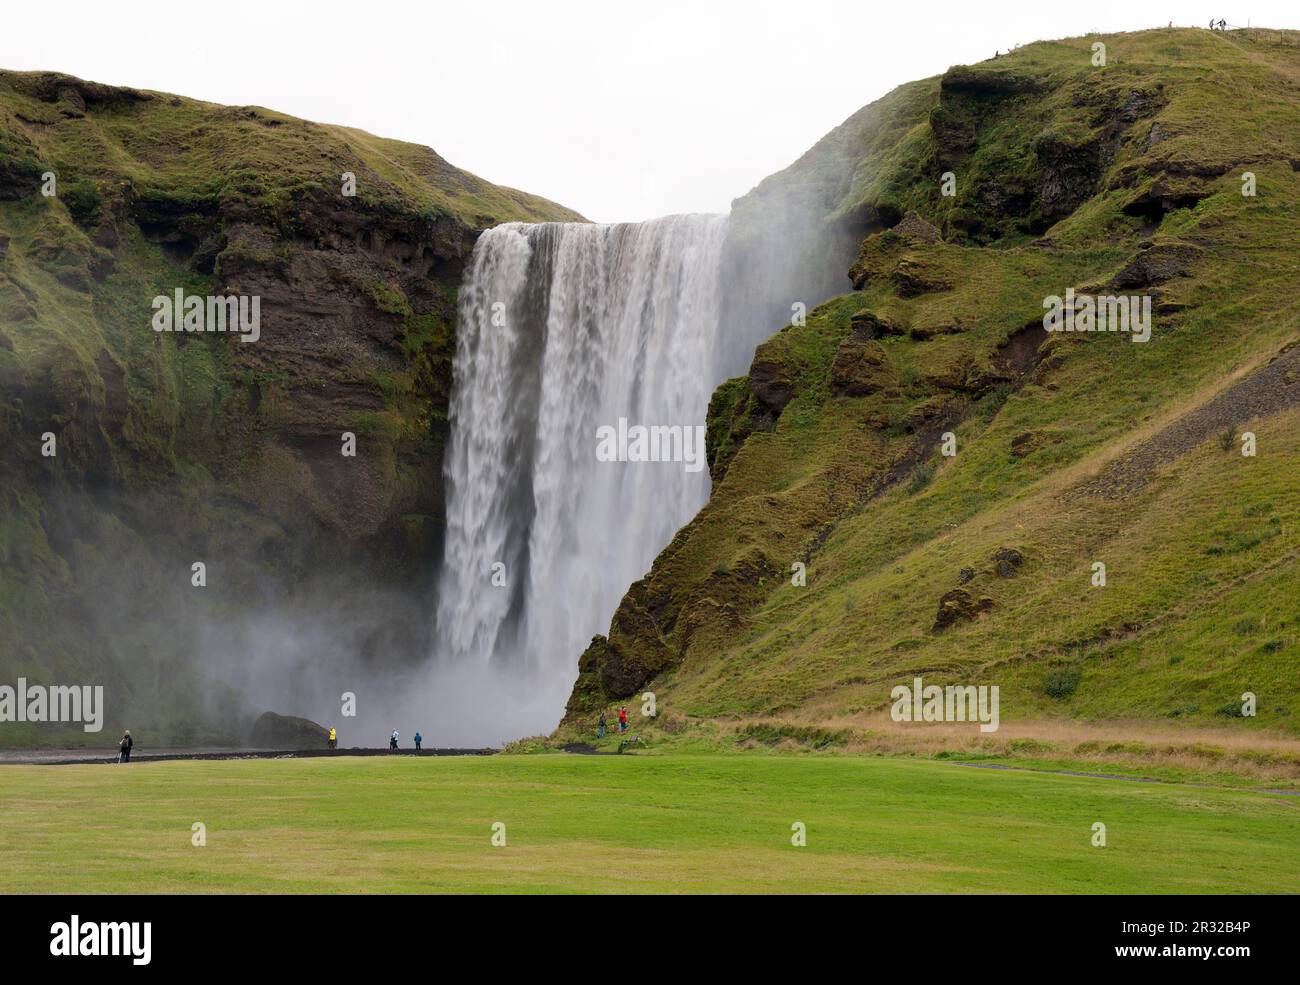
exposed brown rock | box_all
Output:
[1110,241,1202,289]
[248,711,328,749]
[830,339,889,397]
[749,352,796,413]
[994,547,1024,577]
[933,588,994,630]
[1010,430,1046,458]
[1120,177,1207,221]
[940,66,1045,97]
[848,307,905,340]
[893,255,951,297]
[893,210,941,243]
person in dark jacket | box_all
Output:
[118,730,133,763]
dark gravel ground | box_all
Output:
[1082,342,1300,499]
[0,747,496,766]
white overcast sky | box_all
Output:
[2,1,1296,222]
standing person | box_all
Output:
[618,707,628,733]
[118,730,133,764]
[328,726,337,751]
[597,711,606,739]
[390,729,399,750]
[414,731,423,751]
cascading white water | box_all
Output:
[433,214,729,739]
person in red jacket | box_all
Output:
[617,707,628,733]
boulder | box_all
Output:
[994,547,1024,577]
[248,712,329,749]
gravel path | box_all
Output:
[1081,342,1300,498]
[0,747,495,765]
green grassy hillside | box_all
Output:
[564,28,1300,768]
[0,70,579,744]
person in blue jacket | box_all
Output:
[414,731,423,751]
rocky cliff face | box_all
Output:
[0,70,579,743]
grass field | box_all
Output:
[1,753,1297,893]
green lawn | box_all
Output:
[1,753,1296,893]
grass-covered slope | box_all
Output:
[0,70,579,743]
[0,71,577,226]
[564,28,1300,765]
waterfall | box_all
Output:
[432,214,729,738]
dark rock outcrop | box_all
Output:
[1110,241,1202,289]
[994,547,1024,577]
[749,352,797,414]
[933,589,994,630]
[848,307,906,340]
[893,211,942,243]
[1120,177,1207,222]
[248,712,328,749]
[893,256,951,297]
[1010,430,1047,458]
[830,339,890,396]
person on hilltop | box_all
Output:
[390,729,399,750]
[328,726,337,751]
[414,731,423,751]
[118,730,133,764]
[617,706,628,734]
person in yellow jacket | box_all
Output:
[327,726,337,751]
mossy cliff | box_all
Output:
[564,28,1300,747]
[0,70,579,743]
